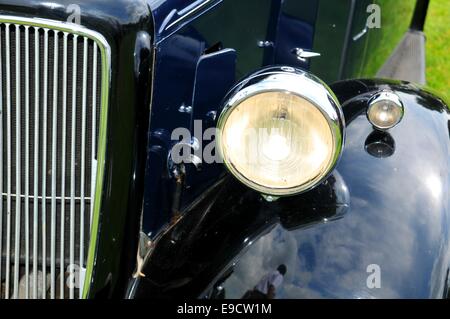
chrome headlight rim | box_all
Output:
[217,66,345,196]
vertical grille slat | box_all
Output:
[13,24,21,299]
[41,27,48,300]
[0,23,3,300]
[60,32,68,300]
[23,25,30,299]
[50,30,58,299]
[79,37,87,299]
[5,23,12,299]
[32,26,39,300]
[0,18,107,299]
[90,42,97,227]
[69,34,77,300]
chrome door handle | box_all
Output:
[353,26,368,41]
[292,48,321,62]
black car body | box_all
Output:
[0,0,448,299]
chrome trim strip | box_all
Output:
[41,28,49,299]
[60,32,68,299]
[50,30,59,299]
[165,0,217,30]
[13,24,21,299]
[0,22,3,300]
[24,25,30,299]
[338,0,356,79]
[79,37,88,299]
[82,23,111,300]
[5,23,11,299]
[32,26,39,299]
[90,42,97,228]
[69,34,78,300]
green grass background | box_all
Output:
[425,0,450,102]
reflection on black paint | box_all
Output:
[365,130,395,158]
[132,80,450,299]
[134,171,350,299]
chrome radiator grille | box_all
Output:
[0,17,110,299]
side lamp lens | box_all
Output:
[367,91,404,130]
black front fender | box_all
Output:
[130,79,450,299]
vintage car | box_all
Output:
[0,0,448,299]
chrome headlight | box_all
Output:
[217,67,345,196]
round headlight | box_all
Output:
[217,67,345,196]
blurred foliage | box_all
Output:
[424,0,450,102]
[358,0,416,77]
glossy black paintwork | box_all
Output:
[131,80,450,299]
[92,13,153,299]
[141,0,337,239]
[141,0,417,241]
[0,0,437,299]
[0,0,154,297]
[114,29,153,298]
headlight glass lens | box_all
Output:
[220,91,335,195]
